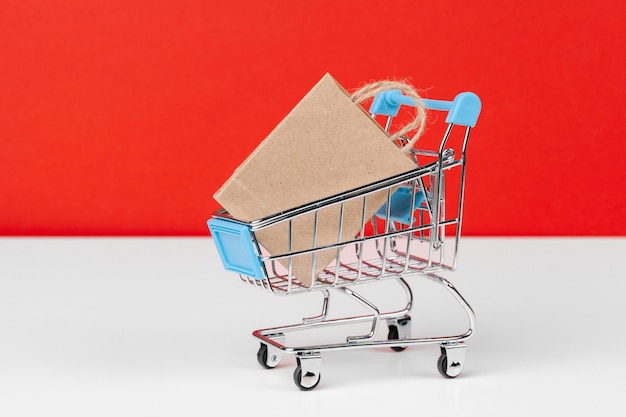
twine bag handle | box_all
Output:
[351,80,427,155]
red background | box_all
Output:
[1,0,624,236]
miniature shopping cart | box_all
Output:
[208,90,481,390]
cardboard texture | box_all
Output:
[214,73,416,286]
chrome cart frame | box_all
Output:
[209,91,481,390]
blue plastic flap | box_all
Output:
[208,218,266,280]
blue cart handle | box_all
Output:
[370,90,481,128]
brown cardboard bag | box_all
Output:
[214,73,417,286]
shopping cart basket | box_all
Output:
[208,90,481,390]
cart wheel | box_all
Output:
[387,316,411,352]
[293,362,321,391]
[387,325,406,352]
[437,348,464,378]
[256,343,281,369]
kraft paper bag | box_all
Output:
[213,73,416,286]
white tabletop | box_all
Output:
[1,237,624,416]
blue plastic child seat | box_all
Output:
[208,218,266,280]
[375,187,426,225]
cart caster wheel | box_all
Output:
[387,316,411,352]
[387,325,406,352]
[437,344,465,378]
[293,364,321,391]
[293,355,322,391]
[257,343,281,369]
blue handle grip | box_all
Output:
[444,92,481,128]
